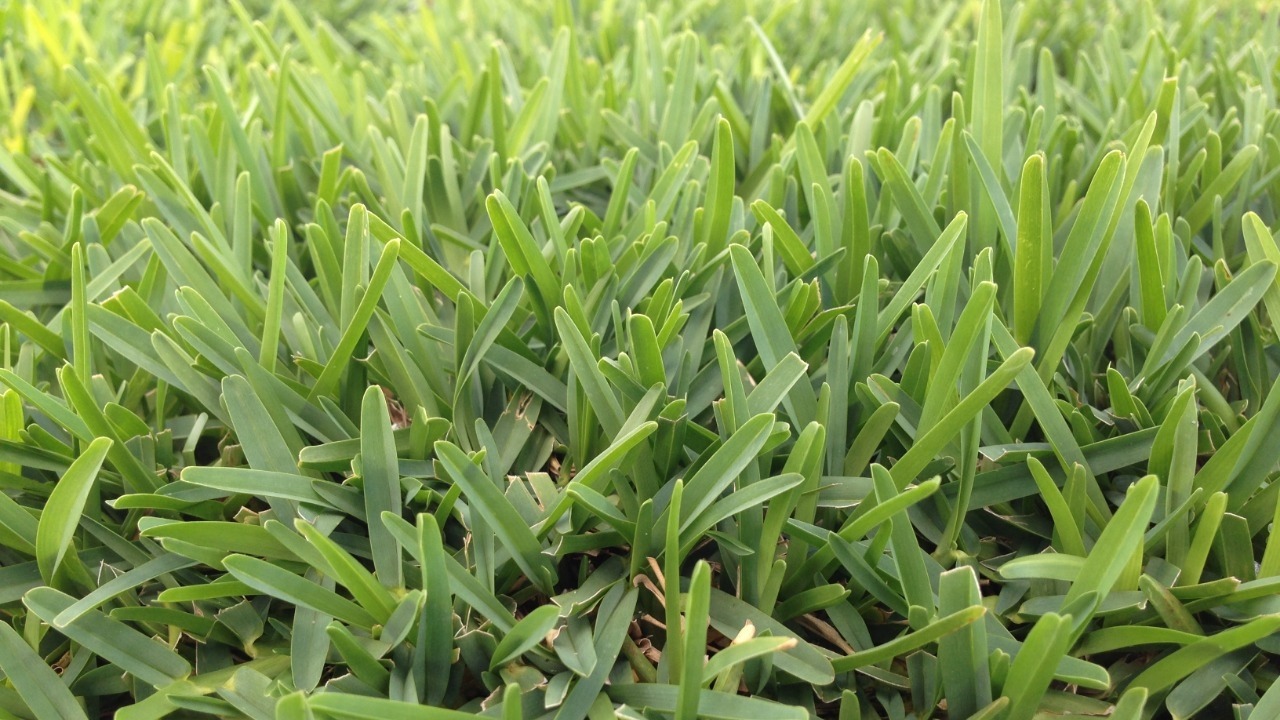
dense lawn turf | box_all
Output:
[2,0,1280,717]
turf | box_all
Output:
[1,0,1280,718]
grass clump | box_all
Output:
[2,0,1280,718]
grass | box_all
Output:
[0,0,1279,717]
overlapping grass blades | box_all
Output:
[1,0,1279,718]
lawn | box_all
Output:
[1,0,1280,718]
